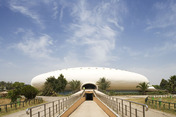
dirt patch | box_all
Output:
[0,98,11,105]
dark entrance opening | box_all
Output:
[82,84,97,89]
[85,93,93,100]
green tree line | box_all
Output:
[159,75,176,93]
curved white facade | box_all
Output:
[31,67,155,91]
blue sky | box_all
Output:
[0,0,176,85]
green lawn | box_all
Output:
[127,96,176,115]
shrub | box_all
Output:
[22,85,38,99]
[69,80,81,92]
[96,77,111,91]
[41,83,57,96]
[8,89,20,102]
[146,90,168,95]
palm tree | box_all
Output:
[69,80,81,92]
[96,77,111,91]
[136,82,149,95]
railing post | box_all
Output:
[116,98,118,113]
[15,103,17,109]
[61,102,62,110]
[122,100,124,117]
[44,104,46,117]
[49,107,51,117]
[119,102,120,111]
[66,97,68,108]
[30,108,32,117]
[38,112,40,117]
[53,101,54,117]
[135,109,137,117]
[58,100,60,115]
[125,105,127,115]
[63,98,64,111]
[168,103,170,109]
[143,105,145,117]
[129,102,132,117]
[56,104,57,113]
[5,105,7,112]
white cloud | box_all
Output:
[0,36,3,49]
[15,30,53,59]
[59,6,64,21]
[128,64,176,85]
[156,42,176,53]
[66,0,125,64]
[52,2,58,19]
[14,28,25,34]
[145,1,176,56]
[9,0,44,28]
[121,46,141,57]
[146,1,176,30]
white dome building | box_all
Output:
[31,67,155,91]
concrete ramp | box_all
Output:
[69,101,108,117]
[60,90,118,117]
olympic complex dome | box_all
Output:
[31,67,155,91]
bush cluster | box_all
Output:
[7,82,38,102]
[22,85,38,99]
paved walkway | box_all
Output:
[69,101,108,117]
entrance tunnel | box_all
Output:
[81,83,97,89]
[85,93,93,100]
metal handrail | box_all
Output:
[26,90,83,117]
[94,90,148,117]
[122,99,148,111]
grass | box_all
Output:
[0,101,46,116]
[0,98,11,105]
[0,98,44,116]
[127,97,145,104]
[127,97,176,115]
[152,97,176,103]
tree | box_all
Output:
[0,81,6,91]
[5,82,13,90]
[8,82,25,102]
[160,79,168,90]
[8,89,20,102]
[13,82,25,91]
[152,85,161,89]
[96,77,111,90]
[136,82,149,95]
[69,80,81,92]
[45,76,57,92]
[57,74,67,92]
[41,74,67,96]
[22,85,38,99]
[41,83,57,96]
[0,81,13,91]
[168,75,176,93]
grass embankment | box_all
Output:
[127,97,176,115]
